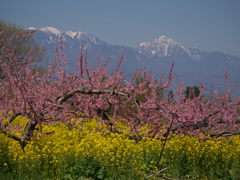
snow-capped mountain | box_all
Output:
[31,27,145,76]
[136,35,240,90]
[31,27,240,97]
[33,27,109,48]
[138,36,189,59]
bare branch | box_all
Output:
[56,88,128,105]
[3,112,22,129]
[2,131,26,142]
[209,131,240,138]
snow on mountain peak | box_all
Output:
[27,27,37,31]
[154,35,175,44]
[138,35,190,57]
[65,31,94,40]
[138,41,151,47]
[138,35,176,48]
[75,31,92,39]
[65,31,77,38]
[39,27,61,37]
[31,27,107,46]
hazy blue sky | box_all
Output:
[0,0,240,56]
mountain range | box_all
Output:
[29,27,240,97]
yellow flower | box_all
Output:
[3,163,7,166]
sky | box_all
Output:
[0,0,240,57]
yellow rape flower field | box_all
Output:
[1,116,240,180]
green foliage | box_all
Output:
[167,90,174,100]
[0,19,46,73]
[184,85,201,99]
[64,156,110,180]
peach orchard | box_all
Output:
[0,31,240,153]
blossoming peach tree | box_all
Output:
[0,31,240,150]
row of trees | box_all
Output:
[0,20,239,150]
